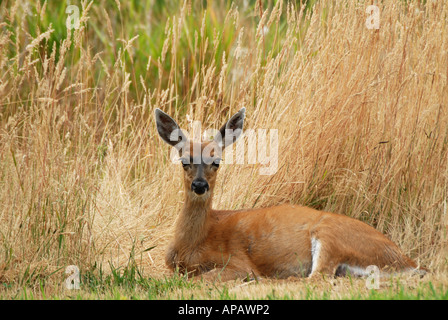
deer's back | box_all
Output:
[206,204,416,277]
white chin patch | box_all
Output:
[189,190,209,200]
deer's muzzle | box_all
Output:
[191,179,209,195]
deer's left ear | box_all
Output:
[215,108,245,149]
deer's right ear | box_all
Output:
[155,109,188,149]
[216,107,246,149]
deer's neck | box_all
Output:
[174,191,214,247]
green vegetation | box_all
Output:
[3,270,448,300]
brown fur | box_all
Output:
[156,109,426,282]
[166,201,424,281]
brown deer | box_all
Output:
[155,107,427,282]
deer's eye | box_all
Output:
[212,159,221,168]
[180,158,191,169]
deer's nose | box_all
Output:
[191,179,209,195]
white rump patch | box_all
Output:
[310,237,321,276]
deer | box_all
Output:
[155,107,427,282]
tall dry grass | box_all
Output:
[0,0,447,288]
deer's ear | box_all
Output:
[215,108,245,148]
[155,109,188,149]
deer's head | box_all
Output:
[155,108,245,200]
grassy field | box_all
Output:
[2,260,448,299]
[2,271,448,300]
[0,0,447,299]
